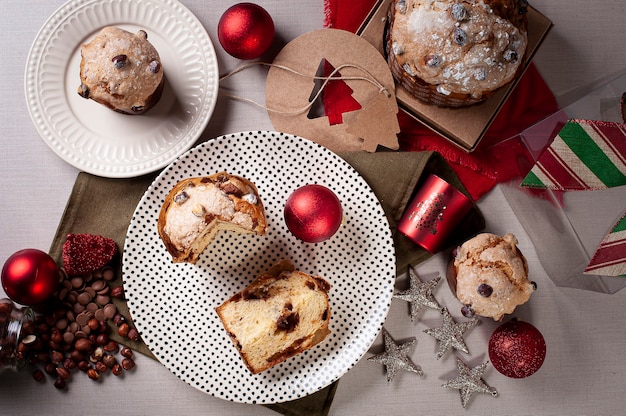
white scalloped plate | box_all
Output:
[24,0,219,178]
[123,131,396,404]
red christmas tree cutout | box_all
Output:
[307,58,362,125]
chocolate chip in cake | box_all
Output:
[477,283,493,297]
[77,83,90,98]
[148,60,161,74]
[450,3,468,21]
[243,286,270,300]
[112,54,127,69]
[220,182,243,196]
[397,0,407,14]
[321,307,329,321]
[174,191,189,205]
[276,312,299,333]
[503,50,519,63]
[461,305,475,318]
[452,28,468,46]
[424,54,441,67]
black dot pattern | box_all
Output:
[122,131,396,404]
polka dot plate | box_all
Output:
[122,131,396,404]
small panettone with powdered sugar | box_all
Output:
[386,0,529,107]
[78,26,164,114]
[449,233,536,321]
[157,172,267,264]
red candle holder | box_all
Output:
[397,174,474,254]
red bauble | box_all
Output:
[217,3,275,60]
[489,319,546,378]
[2,249,60,306]
[284,185,343,243]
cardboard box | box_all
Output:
[358,0,553,151]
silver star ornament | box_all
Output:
[442,357,498,408]
[393,266,443,321]
[368,327,424,382]
[423,307,479,359]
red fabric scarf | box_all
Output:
[323,0,559,200]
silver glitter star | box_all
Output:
[393,266,443,321]
[368,327,424,382]
[423,307,479,359]
[442,357,498,408]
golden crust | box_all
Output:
[157,172,267,263]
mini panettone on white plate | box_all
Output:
[157,172,267,263]
[78,26,164,114]
[216,260,331,374]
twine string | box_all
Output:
[218,61,391,115]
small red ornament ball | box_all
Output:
[1,249,59,306]
[284,185,343,243]
[217,3,275,60]
[489,319,546,378]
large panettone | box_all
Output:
[386,0,529,107]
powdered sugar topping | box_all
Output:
[391,0,528,97]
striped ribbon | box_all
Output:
[584,213,626,277]
[520,119,626,191]
[520,95,626,277]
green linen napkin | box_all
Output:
[48,151,483,416]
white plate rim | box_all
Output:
[122,131,397,404]
[24,0,219,178]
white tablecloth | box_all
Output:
[1,1,625,415]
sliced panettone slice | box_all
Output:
[157,172,267,263]
[216,260,331,374]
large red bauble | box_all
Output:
[217,3,275,60]
[284,185,343,243]
[489,319,546,378]
[1,249,60,306]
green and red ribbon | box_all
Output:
[521,93,626,277]
[584,213,626,277]
[520,119,626,191]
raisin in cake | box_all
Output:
[78,26,164,114]
[157,172,267,263]
[216,260,331,374]
[448,233,536,320]
[387,0,529,107]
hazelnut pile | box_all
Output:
[20,266,139,389]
